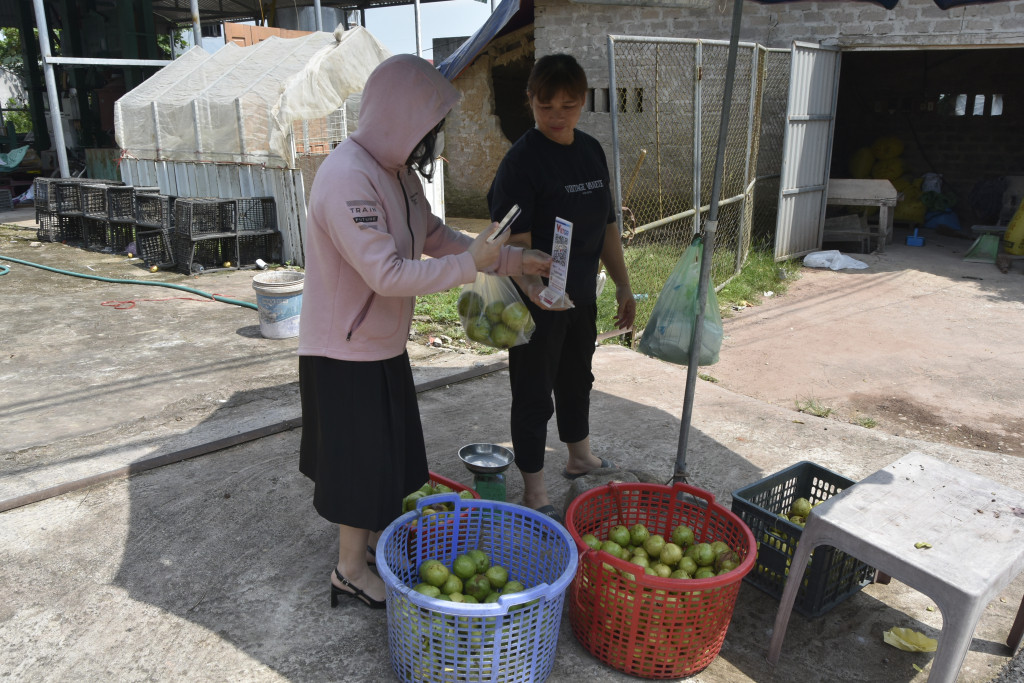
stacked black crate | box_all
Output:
[53,180,87,243]
[135,192,176,269]
[173,198,237,274]
[81,184,111,248]
[235,197,280,267]
[107,185,138,254]
[34,178,66,242]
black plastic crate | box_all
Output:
[108,223,137,253]
[235,197,276,232]
[83,217,109,247]
[237,231,279,267]
[55,181,84,215]
[81,184,109,218]
[174,198,235,237]
[0,188,12,210]
[730,461,875,618]
[107,186,136,221]
[174,234,238,275]
[137,229,175,268]
[136,193,174,229]
[34,178,55,213]
[36,213,83,243]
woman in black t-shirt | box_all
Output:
[487,54,635,522]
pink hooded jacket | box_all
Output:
[298,54,523,361]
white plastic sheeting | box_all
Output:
[114,26,389,169]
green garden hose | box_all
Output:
[0,254,258,310]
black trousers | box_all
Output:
[508,301,597,474]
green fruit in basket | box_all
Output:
[466,318,492,344]
[608,525,631,548]
[693,543,715,567]
[629,555,649,569]
[484,300,506,323]
[716,550,741,573]
[694,567,717,579]
[643,534,666,558]
[417,482,434,495]
[465,574,492,601]
[501,302,532,332]
[468,549,490,574]
[434,483,453,495]
[458,490,475,500]
[660,542,683,567]
[679,556,698,576]
[629,524,651,547]
[790,497,812,519]
[644,567,658,576]
[710,540,731,558]
[617,547,632,561]
[447,592,466,603]
[651,563,672,578]
[458,291,485,318]
[484,592,500,603]
[453,554,477,581]
[581,533,601,550]
[441,574,463,596]
[669,568,691,580]
[462,594,479,604]
[502,580,525,595]
[435,593,451,601]
[670,524,695,548]
[600,540,622,557]
[490,322,518,349]
[420,559,450,588]
[631,546,649,560]
[790,516,806,527]
[413,583,441,598]
[484,565,508,590]
[403,490,426,512]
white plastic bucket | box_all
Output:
[251,271,304,339]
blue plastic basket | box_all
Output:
[376,495,578,683]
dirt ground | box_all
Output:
[703,228,1024,457]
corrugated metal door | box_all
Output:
[774,42,841,260]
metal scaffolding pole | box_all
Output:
[31,0,69,178]
[190,0,201,48]
[414,0,422,57]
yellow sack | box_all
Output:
[848,147,875,179]
[872,157,904,181]
[871,136,905,160]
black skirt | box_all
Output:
[298,352,428,530]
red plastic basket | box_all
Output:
[427,471,480,498]
[564,482,756,679]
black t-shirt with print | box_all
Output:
[488,128,615,305]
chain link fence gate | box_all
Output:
[604,35,790,341]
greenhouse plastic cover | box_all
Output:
[114,25,390,169]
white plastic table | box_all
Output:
[767,452,1024,683]
[827,179,899,252]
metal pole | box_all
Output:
[314,0,324,31]
[674,0,744,484]
[190,0,201,49]
[414,0,422,57]
[31,0,68,178]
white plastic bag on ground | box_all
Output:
[803,250,869,271]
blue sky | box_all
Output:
[363,0,494,59]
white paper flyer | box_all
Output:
[539,217,573,308]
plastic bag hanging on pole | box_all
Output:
[637,239,723,366]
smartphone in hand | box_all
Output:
[487,204,521,243]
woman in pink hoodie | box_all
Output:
[298,54,550,610]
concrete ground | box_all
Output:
[1,205,1023,682]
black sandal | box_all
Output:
[366,544,377,567]
[330,568,386,610]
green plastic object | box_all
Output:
[963,234,1000,264]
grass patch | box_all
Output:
[698,373,718,383]
[795,398,834,418]
[719,250,800,312]
[851,414,878,428]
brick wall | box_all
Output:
[445,0,1024,217]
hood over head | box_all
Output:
[349,54,460,171]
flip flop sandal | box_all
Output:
[534,504,564,525]
[330,568,386,610]
[562,457,615,481]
